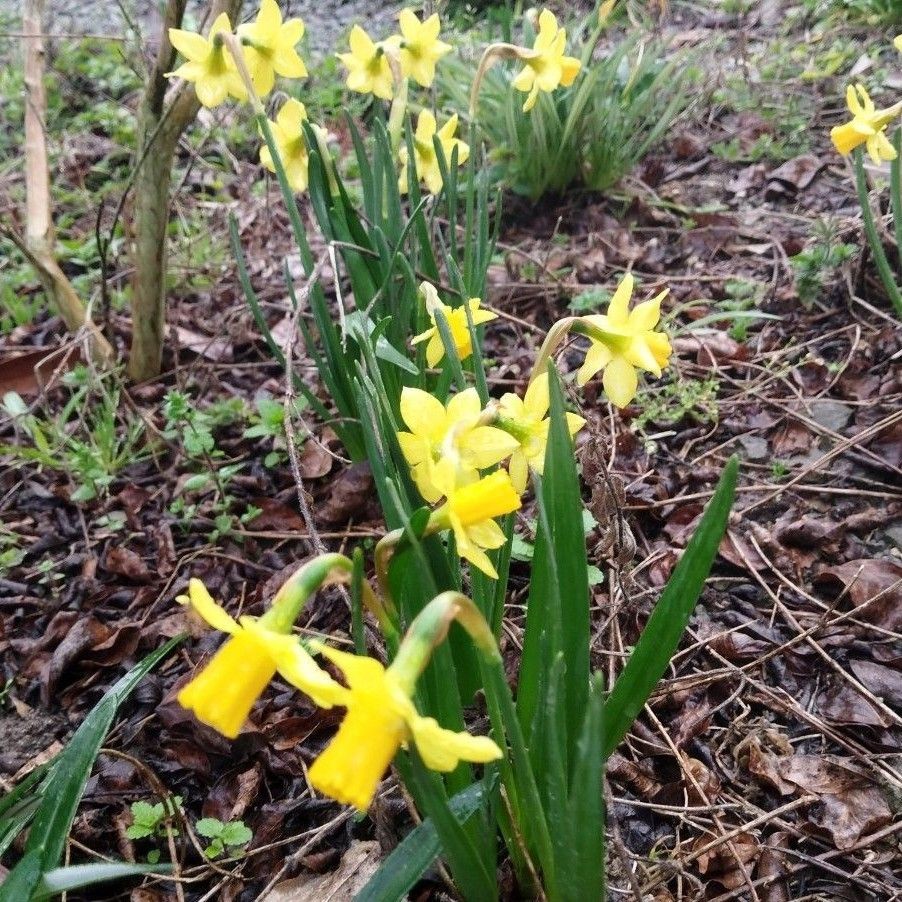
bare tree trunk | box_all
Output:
[21,0,113,362]
[127,0,242,381]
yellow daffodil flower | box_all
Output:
[259,98,315,192]
[177,579,344,738]
[511,9,580,112]
[308,642,501,811]
[399,110,469,194]
[395,8,452,87]
[576,274,671,409]
[397,387,519,503]
[831,84,902,164]
[237,0,307,97]
[895,35,902,53]
[497,373,585,492]
[412,283,496,368]
[167,13,246,108]
[338,25,396,100]
[431,470,521,577]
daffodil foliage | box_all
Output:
[163,5,739,901]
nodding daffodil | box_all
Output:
[177,579,344,738]
[412,283,496,368]
[575,273,671,409]
[237,0,307,97]
[167,13,246,108]
[397,387,519,504]
[511,8,581,112]
[497,373,585,493]
[399,111,469,194]
[431,470,522,577]
[307,643,502,811]
[259,98,315,192]
[395,8,452,87]
[338,25,396,100]
[831,84,902,164]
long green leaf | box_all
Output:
[2,637,182,898]
[33,863,172,899]
[562,677,605,902]
[518,369,589,758]
[398,755,497,902]
[601,456,738,758]
[355,780,494,902]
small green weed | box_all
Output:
[126,796,183,864]
[634,376,720,432]
[195,818,254,859]
[791,222,857,307]
[2,367,146,502]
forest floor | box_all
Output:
[0,1,901,900]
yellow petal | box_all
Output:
[831,121,867,156]
[177,630,276,738]
[627,293,664,332]
[407,714,502,771]
[426,331,444,368]
[446,386,481,422]
[508,450,529,493]
[241,619,346,708]
[576,341,612,387]
[460,426,520,469]
[400,387,448,438]
[602,355,638,408]
[607,274,634,328]
[183,579,239,634]
[895,35,902,53]
[523,372,550,419]
[308,702,405,810]
[168,28,210,63]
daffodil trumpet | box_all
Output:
[306,592,503,811]
[177,554,386,739]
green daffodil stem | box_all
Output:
[529,316,577,384]
[385,55,408,155]
[391,591,499,694]
[891,129,902,274]
[261,553,390,639]
[469,43,535,120]
[221,31,315,272]
[852,148,902,318]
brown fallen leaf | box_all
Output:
[694,830,759,890]
[248,497,306,531]
[778,755,892,849]
[814,559,902,632]
[297,438,333,479]
[262,840,381,901]
[170,325,232,362]
[758,829,791,902]
[0,347,81,395]
[816,682,893,728]
[103,545,153,582]
[765,155,824,198]
[41,616,112,704]
[317,461,375,526]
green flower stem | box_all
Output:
[260,554,388,640]
[391,592,497,695]
[261,554,353,632]
[221,32,315,273]
[478,653,556,897]
[852,148,902,318]
[891,129,902,277]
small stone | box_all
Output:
[808,400,853,433]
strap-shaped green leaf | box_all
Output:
[1,637,182,899]
[355,780,494,902]
[601,456,738,758]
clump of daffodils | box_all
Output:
[178,574,502,813]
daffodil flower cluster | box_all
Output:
[177,572,502,812]
[166,5,583,199]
